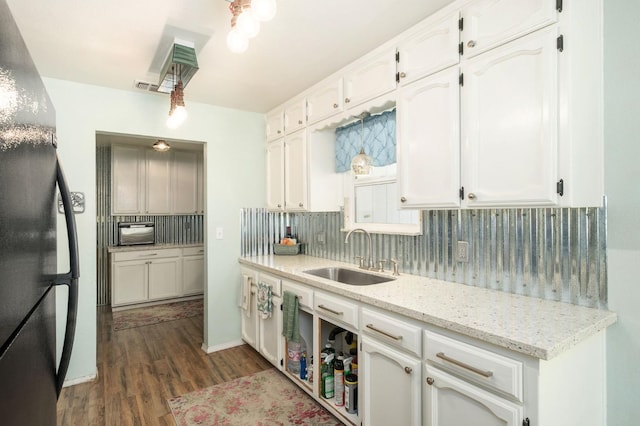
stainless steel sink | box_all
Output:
[303,267,395,286]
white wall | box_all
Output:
[603,1,640,424]
[45,78,265,382]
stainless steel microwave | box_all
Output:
[118,222,155,246]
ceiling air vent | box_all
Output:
[134,80,160,92]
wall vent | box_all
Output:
[134,80,160,92]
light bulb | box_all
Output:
[226,27,249,53]
[237,10,260,38]
[166,106,187,129]
[251,0,277,22]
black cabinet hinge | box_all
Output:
[396,72,400,83]
[523,418,530,426]
[458,17,463,31]
[458,42,463,55]
[395,51,400,63]
[556,179,564,196]
[557,35,564,52]
[556,0,563,12]
[459,186,465,200]
[459,73,464,86]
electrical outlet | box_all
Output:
[457,241,469,263]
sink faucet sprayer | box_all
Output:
[344,228,374,270]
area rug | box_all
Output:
[112,299,203,331]
[167,369,342,426]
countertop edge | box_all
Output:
[238,255,617,361]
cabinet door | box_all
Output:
[182,255,204,295]
[397,11,460,86]
[424,366,523,426]
[112,260,148,306]
[266,140,285,211]
[344,48,397,108]
[307,77,343,124]
[145,150,172,214]
[111,145,144,215]
[172,150,199,214]
[147,257,181,300]
[362,336,422,426]
[258,294,283,368]
[241,274,259,349]
[461,0,558,58]
[397,67,460,208]
[284,130,308,212]
[284,99,307,135]
[266,110,284,141]
[461,27,558,207]
[196,152,204,214]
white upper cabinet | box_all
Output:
[172,150,199,214]
[307,77,344,125]
[397,10,460,86]
[460,0,558,59]
[284,98,307,135]
[397,67,461,209]
[266,110,284,141]
[284,129,308,212]
[343,47,397,109]
[145,150,172,214]
[461,26,559,207]
[266,139,285,211]
[112,145,144,215]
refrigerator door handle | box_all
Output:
[52,155,80,398]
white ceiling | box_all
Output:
[6,0,453,113]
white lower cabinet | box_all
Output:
[240,268,259,348]
[362,336,422,426]
[424,365,523,426]
[259,293,283,367]
[111,246,203,308]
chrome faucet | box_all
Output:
[344,228,374,270]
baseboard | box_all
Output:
[63,370,98,388]
[201,339,245,354]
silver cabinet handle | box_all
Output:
[333,103,339,109]
[277,130,282,134]
[366,323,403,341]
[436,352,493,378]
[298,120,303,124]
[400,196,407,203]
[141,253,158,257]
[426,377,435,385]
[344,97,351,104]
[467,193,476,200]
[404,366,412,374]
[467,40,476,48]
[317,304,343,316]
[399,72,407,78]
[277,204,282,208]
[299,202,304,208]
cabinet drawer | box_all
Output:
[257,272,282,297]
[314,292,358,329]
[112,248,181,262]
[362,308,422,357]
[281,280,313,310]
[182,246,204,256]
[424,330,523,401]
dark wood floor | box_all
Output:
[57,306,272,425]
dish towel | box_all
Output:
[282,291,299,343]
[241,275,251,318]
[256,281,273,319]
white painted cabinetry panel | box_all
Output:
[461,26,559,207]
[145,150,172,214]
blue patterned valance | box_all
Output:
[335,109,396,173]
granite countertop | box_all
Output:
[239,254,617,361]
[107,243,203,253]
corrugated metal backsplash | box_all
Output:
[240,206,607,309]
[96,144,203,306]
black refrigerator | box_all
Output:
[0,1,80,424]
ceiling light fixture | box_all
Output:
[225,0,277,54]
[153,140,171,152]
[351,112,373,175]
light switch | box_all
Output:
[216,227,224,240]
